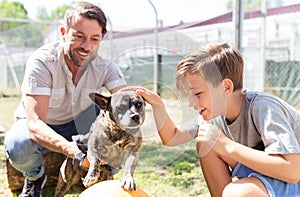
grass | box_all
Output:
[1,142,209,197]
[0,89,20,130]
[0,88,209,196]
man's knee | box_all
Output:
[5,137,38,164]
[4,121,38,164]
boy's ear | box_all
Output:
[89,92,111,111]
[222,78,234,95]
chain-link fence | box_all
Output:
[2,9,300,108]
[0,18,60,89]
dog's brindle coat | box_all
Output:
[55,91,145,197]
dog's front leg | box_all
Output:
[83,152,101,187]
[121,152,138,190]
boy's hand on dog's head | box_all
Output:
[121,86,163,106]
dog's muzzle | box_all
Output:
[130,113,141,124]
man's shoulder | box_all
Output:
[30,41,61,63]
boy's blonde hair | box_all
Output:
[176,41,244,91]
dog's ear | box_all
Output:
[89,93,111,111]
[141,96,146,106]
[138,95,146,106]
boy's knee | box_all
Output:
[223,183,243,197]
[222,181,260,197]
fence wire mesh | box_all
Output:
[1,14,300,108]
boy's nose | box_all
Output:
[187,95,198,108]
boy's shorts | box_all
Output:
[232,163,300,197]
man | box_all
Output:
[4,2,126,196]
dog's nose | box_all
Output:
[130,113,140,123]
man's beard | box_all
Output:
[67,48,97,67]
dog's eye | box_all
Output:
[136,101,143,108]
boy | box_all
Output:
[130,41,300,196]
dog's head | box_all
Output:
[89,91,146,129]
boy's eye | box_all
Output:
[194,92,202,96]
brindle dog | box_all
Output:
[55,91,145,197]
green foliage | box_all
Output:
[0,0,28,18]
[51,4,71,20]
[0,1,45,46]
[169,161,193,175]
[36,5,50,20]
[32,3,71,21]
[0,0,28,29]
[1,22,45,47]
[0,89,20,129]
[114,142,208,196]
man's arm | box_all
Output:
[109,85,126,94]
[24,94,80,159]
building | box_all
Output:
[97,3,300,107]
[1,3,300,107]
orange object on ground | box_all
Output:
[80,180,149,197]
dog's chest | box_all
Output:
[88,118,142,165]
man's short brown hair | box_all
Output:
[64,1,107,36]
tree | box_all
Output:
[36,4,71,21]
[50,4,71,20]
[0,1,47,46]
[0,0,28,29]
[36,5,51,21]
[0,0,28,18]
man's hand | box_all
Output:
[73,151,87,166]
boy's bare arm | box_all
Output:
[133,87,194,145]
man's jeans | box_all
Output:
[4,104,99,180]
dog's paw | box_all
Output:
[83,176,98,188]
[120,175,136,191]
